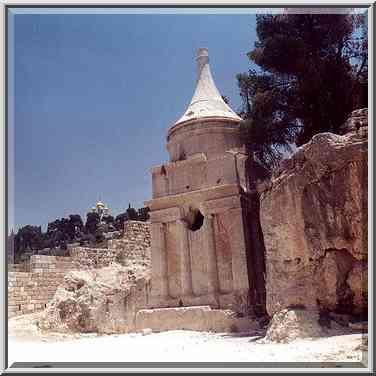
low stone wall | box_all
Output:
[70,221,151,269]
[8,256,77,318]
[8,263,28,272]
[69,247,117,269]
[108,221,151,266]
[8,221,151,319]
[8,271,66,318]
[29,255,74,273]
[9,255,74,273]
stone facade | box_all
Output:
[146,49,252,313]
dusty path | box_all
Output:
[8,313,367,366]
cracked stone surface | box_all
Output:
[258,109,368,316]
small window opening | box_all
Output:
[188,210,204,232]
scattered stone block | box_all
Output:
[135,306,256,333]
[141,328,153,336]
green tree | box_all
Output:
[238,12,367,164]
[102,214,115,225]
[14,225,44,261]
[68,214,84,239]
[45,214,84,245]
[85,212,100,235]
[126,203,139,221]
[138,207,150,222]
[237,71,298,171]
[234,12,367,319]
[115,212,128,231]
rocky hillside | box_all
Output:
[258,108,368,317]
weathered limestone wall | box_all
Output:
[108,221,151,266]
[9,255,75,273]
[8,255,78,318]
[69,221,151,269]
[8,271,67,318]
[29,255,74,273]
[258,109,368,317]
[69,247,117,269]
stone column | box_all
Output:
[204,214,219,295]
[228,207,250,292]
[177,219,193,297]
[150,222,168,300]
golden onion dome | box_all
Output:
[96,201,105,208]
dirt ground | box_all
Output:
[8,312,368,367]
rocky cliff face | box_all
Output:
[258,109,368,317]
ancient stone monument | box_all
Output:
[145,48,252,312]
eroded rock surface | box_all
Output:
[263,309,325,343]
[38,263,150,334]
[258,109,368,317]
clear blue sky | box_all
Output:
[9,9,259,231]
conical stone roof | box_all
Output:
[173,48,242,127]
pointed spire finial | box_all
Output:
[172,48,241,127]
[196,48,209,71]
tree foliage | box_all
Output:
[85,212,100,235]
[237,12,368,170]
[10,203,150,260]
[138,206,150,222]
[14,225,43,251]
[115,212,128,231]
[126,203,139,221]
